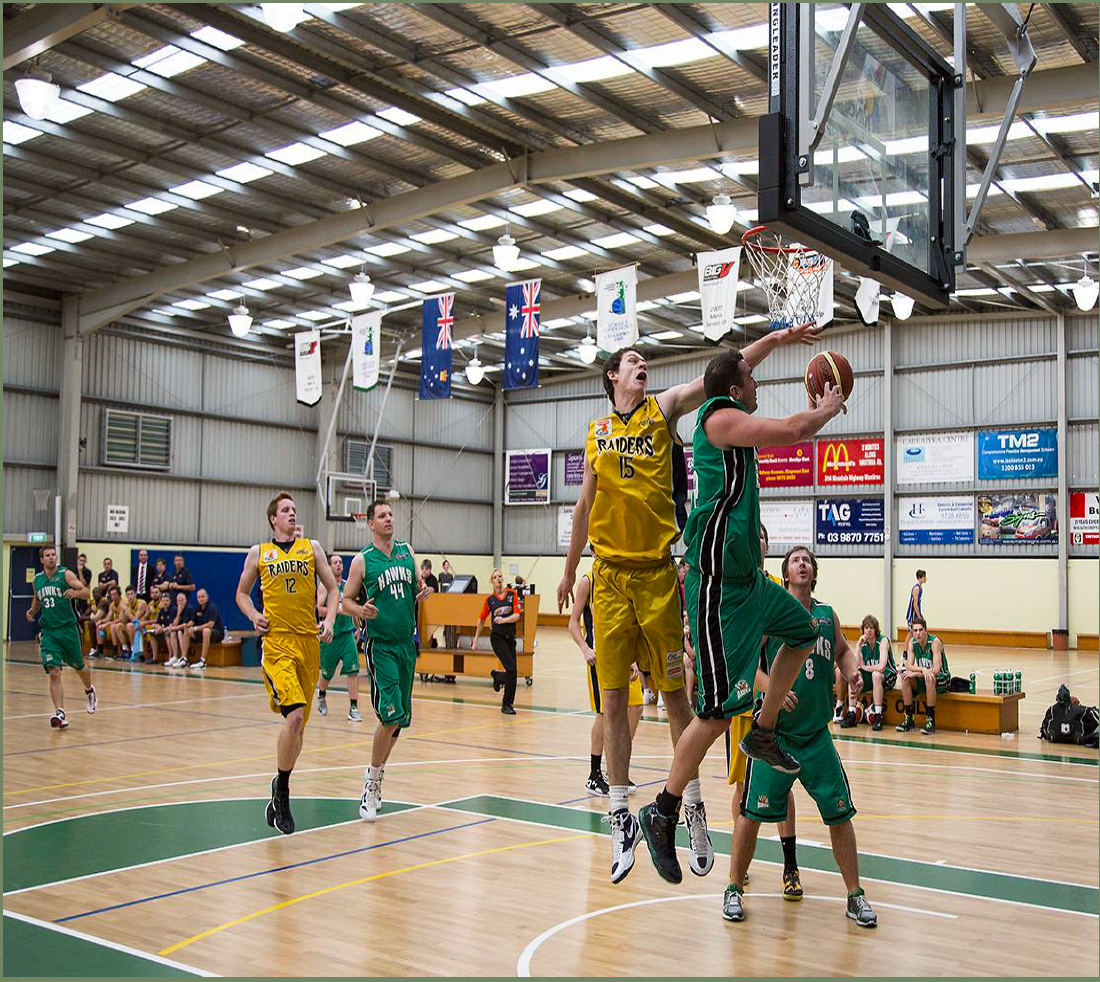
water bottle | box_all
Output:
[969,672,976,694]
[1015,670,1022,694]
[132,622,143,661]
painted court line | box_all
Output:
[2,693,255,721]
[3,909,217,977]
[840,757,1099,784]
[517,893,955,976]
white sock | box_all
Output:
[874,704,882,715]
[367,764,384,780]
[609,786,629,814]
[683,778,702,807]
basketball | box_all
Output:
[805,351,853,402]
[853,704,865,724]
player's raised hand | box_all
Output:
[556,573,575,613]
[780,323,825,347]
[815,381,846,416]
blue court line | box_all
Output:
[52,817,493,924]
[407,737,549,757]
[3,721,266,758]
[555,777,665,806]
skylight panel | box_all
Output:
[322,254,363,269]
[668,290,701,303]
[12,242,55,256]
[320,120,381,145]
[564,188,599,203]
[1032,111,1099,135]
[207,289,242,301]
[650,330,683,341]
[542,318,574,329]
[453,269,496,283]
[593,231,640,249]
[643,224,675,236]
[172,298,210,310]
[3,258,21,267]
[365,242,411,257]
[542,245,590,261]
[170,180,224,200]
[190,26,244,50]
[374,291,408,303]
[46,100,94,124]
[475,73,556,101]
[708,25,770,51]
[654,166,720,186]
[216,161,273,183]
[86,213,135,229]
[458,214,507,231]
[78,73,146,102]
[3,121,41,144]
[445,87,486,107]
[46,227,94,244]
[265,142,327,165]
[411,279,451,293]
[283,266,324,280]
[243,277,283,290]
[622,37,713,68]
[128,197,177,215]
[545,55,632,85]
[378,106,421,126]
[298,310,330,321]
[134,46,207,77]
[510,199,562,218]
[264,319,297,329]
[506,258,540,272]
[411,229,458,245]
[625,174,659,189]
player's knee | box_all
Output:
[48,666,61,678]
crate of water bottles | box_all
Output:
[992,670,1022,695]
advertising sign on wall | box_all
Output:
[814,497,885,546]
[897,495,975,545]
[978,492,1058,543]
[557,505,575,548]
[896,431,974,484]
[1070,491,1099,546]
[978,428,1058,480]
[505,448,551,505]
[759,442,814,488]
[564,451,585,487]
[759,499,814,549]
[816,438,884,487]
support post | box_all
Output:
[365,340,404,483]
[883,315,895,641]
[1056,311,1068,632]
[58,295,83,548]
[492,385,504,567]
[314,366,341,554]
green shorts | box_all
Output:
[40,626,84,673]
[686,567,818,719]
[365,638,416,728]
[911,672,950,696]
[860,664,897,692]
[320,631,359,681]
[741,726,856,826]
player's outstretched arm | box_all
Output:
[311,540,339,642]
[341,554,377,621]
[703,383,843,450]
[739,322,824,369]
[236,545,268,633]
[655,373,706,426]
[558,457,596,611]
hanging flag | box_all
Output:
[352,311,381,391]
[697,247,742,341]
[505,278,541,389]
[294,330,322,406]
[420,293,454,400]
[855,276,881,325]
[595,265,637,353]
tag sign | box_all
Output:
[106,504,129,534]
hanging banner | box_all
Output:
[817,437,884,486]
[351,311,381,391]
[420,293,454,400]
[294,330,322,406]
[759,442,814,488]
[564,451,585,487]
[697,247,742,341]
[595,265,638,352]
[1070,491,1099,546]
[979,492,1058,543]
[557,505,575,548]
[898,495,975,545]
[854,276,880,326]
[759,499,814,549]
[897,431,974,485]
[505,278,541,389]
[978,428,1058,480]
[505,448,551,505]
[815,497,885,546]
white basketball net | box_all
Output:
[742,227,830,331]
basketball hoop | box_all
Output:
[742,225,829,332]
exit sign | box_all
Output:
[28,532,49,543]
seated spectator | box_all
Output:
[74,553,93,644]
[142,586,172,664]
[87,586,112,658]
[97,557,119,593]
[838,615,898,732]
[165,592,196,668]
[180,588,223,672]
[151,557,170,593]
[117,585,148,661]
[896,617,951,736]
[132,549,153,602]
[95,585,125,658]
[438,559,455,593]
[420,560,439,593]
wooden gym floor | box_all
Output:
[3,633,1097,977]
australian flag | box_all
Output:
[505,278,541,389]
[420,293,454,399]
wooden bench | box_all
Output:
[894,626,1048,649]
[1077,634,1099,652]
[857,688,1026,734]
[417,593,540,683]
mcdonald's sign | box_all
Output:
[816,438,884,486]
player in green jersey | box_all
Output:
[342,499,431,821]
[897,616,951,735]
[27,545,96,729]
[639,346,844,884]
[838,615,898,731]
[723,546,877,928]
[316,554,363,722]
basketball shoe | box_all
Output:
[603,809,641,884]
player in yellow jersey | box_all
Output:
[236,492,339,835]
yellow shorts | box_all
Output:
[591,556,684,692]
[586,662,644,713]
[261,632,320,726]
[725,712,754,786]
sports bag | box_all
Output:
[1040,685,1100,744]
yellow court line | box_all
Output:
[159,831,591,956]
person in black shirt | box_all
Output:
[473,568,522,715]
[180,588,223,672]
[438,560,455,593]
[151,557,170,593]
[420,559,439,594]
[170,553,196,607]
[132,549,153,602]
[97,558,119,593]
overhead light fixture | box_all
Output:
[1073,270,1098,311]
[706,192,736,235]
[385,488,401,501]
[891,292,915,320]
[261,2,305,32]
[348,270,375,307]
[578,330,599,365]
[227,303,252,337]
[493,232,520,271]
[465,347,485,385]
[15,67,61,121]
